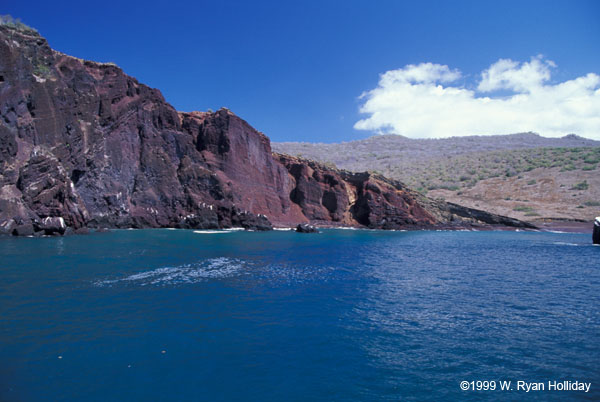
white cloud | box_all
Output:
[478,55,555,93]
[378,62,462,85]
[355,56,600,139]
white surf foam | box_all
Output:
[95,257,248,286]
[552,242,581,246]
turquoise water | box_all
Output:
[0,229,598,401]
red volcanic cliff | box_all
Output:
[0,24,534,235]
[278,155,438,228]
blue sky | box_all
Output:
[5,0,600,142]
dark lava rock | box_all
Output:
[0,219,16,235]
[445,202,537,229]
[235,212,273,231]
[34,216,67,235]
[12,223,34,236]
[178,209,220,230]
[296,223,319,233]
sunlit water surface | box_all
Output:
[1,229,598,401]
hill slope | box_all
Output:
[273,134,600,221]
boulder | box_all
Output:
[12,223,34,236]
[179,210,219,229]
[235,212,273,231]
[35,216,67,235]
[296,223,319,233]
[0,219,16,235]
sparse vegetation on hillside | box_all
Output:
[401,148,599,193]
[273,134,600,193]
[570,180,589,191]
[274,134,600,221]
[0,15,37,34]
[33,63,51,77]
[277,141,600,194]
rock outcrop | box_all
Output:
[296,223,319,233]
[0,24,534,235]
[594,217,600,245]
[278,154,438,229]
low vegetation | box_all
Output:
[275,134,600,221]
[570,180,589,191]
[513,206,534,212]
[284,145,600,194]
[274,134,600,195]
[0,15,38,34]
[402,148,599,193]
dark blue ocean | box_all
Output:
[1,229,598,401]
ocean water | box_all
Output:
[0,229,598,401]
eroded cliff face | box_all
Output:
[277,154,439,228]
[0,25,276,233]
[0,25,534,235]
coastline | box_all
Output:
[534,220,594,234]
[3,218,596,238]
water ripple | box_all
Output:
[94,257,249,286]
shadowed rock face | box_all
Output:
[277,154,438,228]
[0,25,533,235]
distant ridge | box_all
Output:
[273,133,600,222]
[273,132,599,163]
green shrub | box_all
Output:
[527,179,536,185]
[0,15,38,33]
[571,180,589,191]
[33,64,51,77]
[583,156,600,164]
[513,206,534,212]
[524,211,540,216]
[439,184,460,191]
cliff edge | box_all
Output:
[0,24,534,235]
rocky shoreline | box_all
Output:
[0,24,536,237]
[533,220,594,234]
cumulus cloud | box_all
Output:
[354,56,600,139]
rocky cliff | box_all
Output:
[0,24,534,235]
